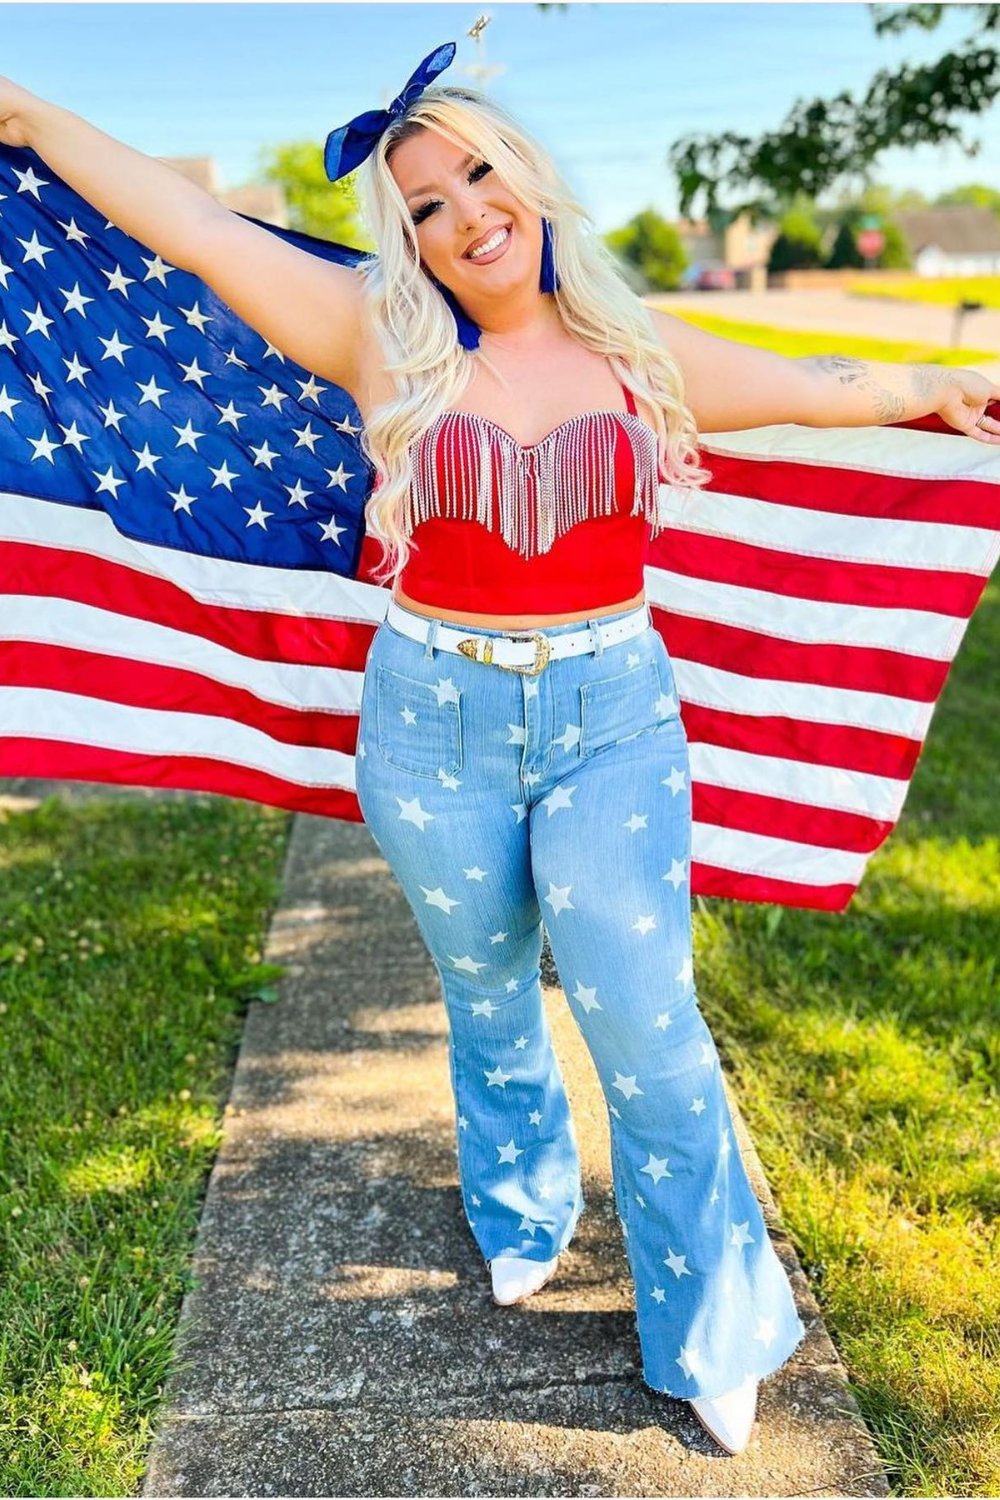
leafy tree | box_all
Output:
[668,3,1000,219]
[768,202,825,272]
[838,181,929,219]
[869,218,912,269]
[894,187,935,212]
[603,208,687,291]
[241,140,373,249]
[818,182,916,268]
[936,182,1000,217]
[826,220,866,269]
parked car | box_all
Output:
[694,263,736,290]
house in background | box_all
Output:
[155,155,288,229]
[894,205,1000,277]
[674,210,777,291]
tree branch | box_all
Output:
[668,11,1000,218]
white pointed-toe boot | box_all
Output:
[689,1374,760,1454]
[489,1254,561,1306]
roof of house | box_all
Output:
[895,204,1000,254]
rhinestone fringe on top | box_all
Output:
[406,409,665,559]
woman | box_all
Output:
[3,42,997,1459]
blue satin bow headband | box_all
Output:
[323,41,560,351]
[323,41,458,182]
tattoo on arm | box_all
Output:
[810,354,906,424]
[909,363,951,402]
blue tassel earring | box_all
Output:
[539,216,559,294]
[428,272,482,351]
[430,216,560,350]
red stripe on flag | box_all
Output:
[692,782,895,854]
[0,737,365,820]
[650,606,952,702]
[0,643,360,753]
[4,541,378,670]
[700,448,1000,529]
[660,528,987,617]
[357,534,395,585]
[691,859,856,911]
[680,701,923,780]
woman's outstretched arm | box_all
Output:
[2,76,371,399]
[648,305,1000,443]
[1,77,228,271]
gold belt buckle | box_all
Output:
[457,630,551,676]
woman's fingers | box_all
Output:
[970,412,1000,442]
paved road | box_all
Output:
[650,286,1000,376]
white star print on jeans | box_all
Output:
[354,601,806,1401]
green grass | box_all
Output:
[0,601,997,1488]
[845,274,1000,310]
[0,794,292,1495]
[695,581,1000,1496]
[655,305,997,365]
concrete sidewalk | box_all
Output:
[139,807,892,1497]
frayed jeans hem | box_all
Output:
[639,1315,808,1402]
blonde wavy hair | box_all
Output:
[354,81,713,590]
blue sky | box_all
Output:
[4,2,997,233]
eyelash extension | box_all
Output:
[412,161,492,225]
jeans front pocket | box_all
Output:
[580,658,670,758]
[375,662,464,779]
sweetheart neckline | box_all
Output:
[426,406,660,453]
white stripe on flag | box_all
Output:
[0,490,389,623]
[0,687,359,789]
[689,741,910,821]
[692,820,868,887]
[658,484,999,573]
[0,596,366,713]
[673,656,934,738]
[700,419,1000,484]
[647,566,969,659]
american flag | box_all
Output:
[1,143,997,912]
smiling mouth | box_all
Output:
[464,222,513,260]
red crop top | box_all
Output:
[395,382,667,614]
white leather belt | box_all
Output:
[384,597,652,677]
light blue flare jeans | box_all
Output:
[354,597,806,1400]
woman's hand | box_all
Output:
[0,76,39,149]
[935,367,1000,444]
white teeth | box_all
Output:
[468,226,509,259]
